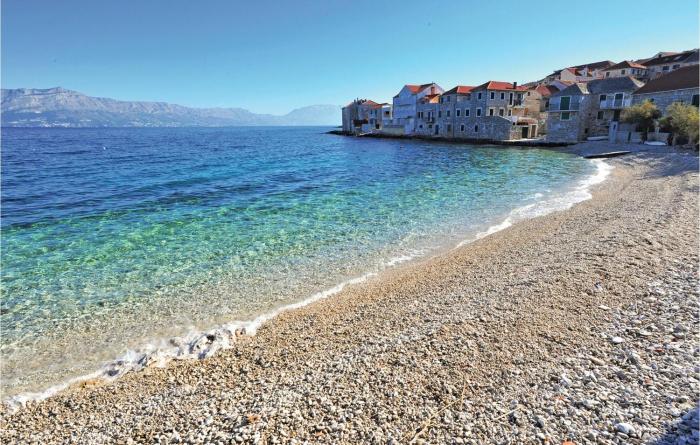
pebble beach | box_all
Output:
[1,143,698,445]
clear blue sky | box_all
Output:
[2,0,698,114]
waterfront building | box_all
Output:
[414,93,441,136]
[342,99,389,135]
[547,76,644,142]
[390,83,444,135]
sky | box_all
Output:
[2,0,699,114]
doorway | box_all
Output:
[521,126,529,138]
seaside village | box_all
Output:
[341,49,700,144]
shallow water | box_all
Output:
[1,126,598,398]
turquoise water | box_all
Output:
[1,127,597,398]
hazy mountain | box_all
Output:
[1,87,341,127]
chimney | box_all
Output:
[513,82,518,89]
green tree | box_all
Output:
[621,100,661,141]
[659,102,700,146]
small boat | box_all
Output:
[584,151,632,159]
[644,141,667,146]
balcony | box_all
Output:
[599,96,632,109]
[548,100,581,112]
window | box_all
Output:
[419,124,423,129]
[621,69,626,75]
[438,111,442,118]
[490,92,495,100]
[499,108,505,116]
[477,92,482,100]
[474,125,479,132]
[476,108,482,117]
[465,109,470,117]
[559,96,571,111]
[693,94,699,107]
[460,124,465,132]
[663,65,670,71]
[500,92,505,100]
[489,108,495,116]
[673,64,680,69]
[446,110,451,117]
[599,94,606,102]
[456,109,461,117]
[561,112,571,120]
[507,109,512,116]
[428,124,433,129]
[597,111,604,119]
[446,96,451,102]
[606,72,610,77]
[447,124,452,132]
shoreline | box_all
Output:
[2,150,611,410]
[325,129,574,148]
[2,142,698,444]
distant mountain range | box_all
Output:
[1,87,341,127]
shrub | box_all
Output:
[621,100,661,140]
[660,102,700,146]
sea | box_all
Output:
[0,126,610,404]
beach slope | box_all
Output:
[2,149,698,444]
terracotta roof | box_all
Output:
[643,49,699,67]
[404,83,435,93]
[475,81,528,91]
[606,60,647,70]
[443,85,475,95]
[533,84,560,97]
[570,60,615,70]
[634,65,699,94]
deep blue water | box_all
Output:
[1,126,597,397]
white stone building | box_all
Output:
[390,83,444,135]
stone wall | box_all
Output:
[546,109,586,142]
[633,88,700,114]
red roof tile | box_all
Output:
[606,60,647,70]
[476,81,528,91]
[443,85,475,95]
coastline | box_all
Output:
[2,143,698,444]
[2,147,610,410]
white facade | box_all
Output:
[391,83,444,135]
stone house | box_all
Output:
[602,61,648,81]
[414,93,441,136]
[547,77,645,143]
[434,85,474,138]
[524,84,563,135]
[420,81,538,140]
[642,49,699,80]
[544,60,615,83]
[367,103,393,132]
[390,83,444,135]
[341,99,386,135]
[632,65,700,113]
